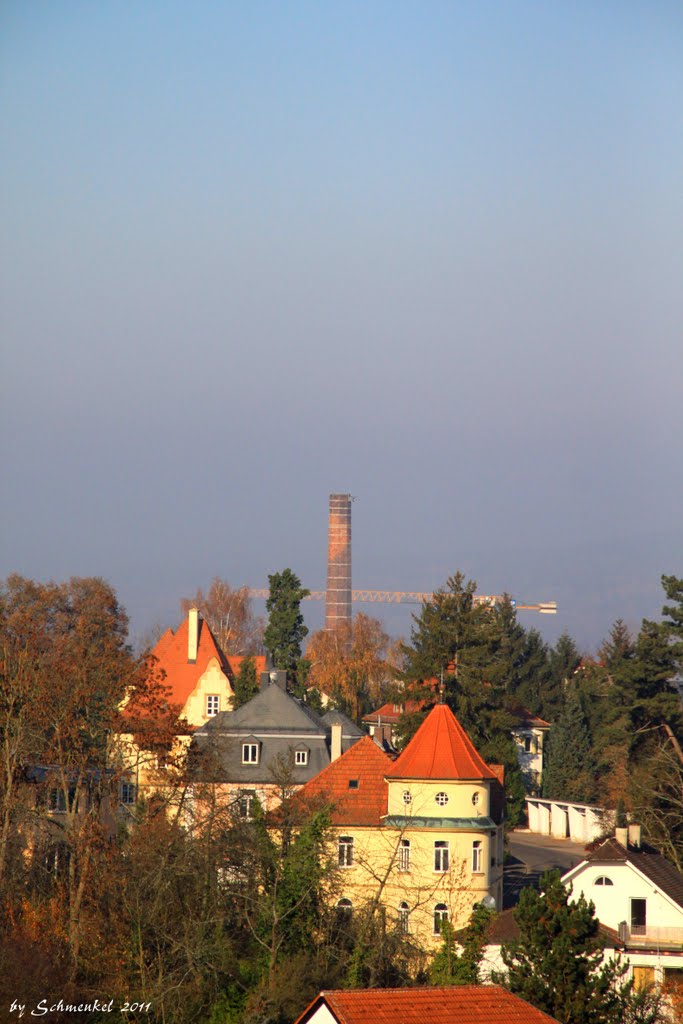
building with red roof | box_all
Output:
[293,986,561,1024]
[294,702,505,945]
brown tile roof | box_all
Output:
[507,705,551,729]
[294,986,562,1023]
[362,699,426,725]
[585,837,683,910]
[386,704,496,781]
[293,736,393,826]
[459,908,621,949]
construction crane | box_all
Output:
[249,589,557,614]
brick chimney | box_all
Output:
[188,607,199,663]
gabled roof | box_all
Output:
[362,699,426,725]
[386,703,496,781]
[148,616,230,709]
[507,704,551,729]
[201,681,327,735]
[294,986,562,1024]
[574,837,683,911]
[294,736,393,826]
[457,907,621,950]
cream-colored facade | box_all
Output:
[334,776,504,945]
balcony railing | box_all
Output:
[618,923,683,947]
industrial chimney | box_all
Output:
[325,493,352,634]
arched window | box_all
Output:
[594,876,614,886]
[434,903,449,935]
[398,902,410,934]
[336,897,353,914]
[398,839,411,872]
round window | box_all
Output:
[435,792,449,807]
[402,790,412,805]
[472,792,479,806]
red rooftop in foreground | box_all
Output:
[293,986,562,1024]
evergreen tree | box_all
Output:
[264,569,309,686]
[231,656,259,709]
[429,905,493,985]
[542,688,597,803]
[544,631,581,721]
[496,870,628,1024]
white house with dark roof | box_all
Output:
[562,826,683,993]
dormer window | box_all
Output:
[242,743,259,765]
[294,748,309,766]
[348,779,359,790]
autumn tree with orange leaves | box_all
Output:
[181,577,264,655]
[306,613,397,721]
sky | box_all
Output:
[2,1,682,652]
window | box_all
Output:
[594,876,614,886]
[120,782,136,805]
[398,902,410,934]
[631,898,647,935]
[336,897,353,915]
[402,790,412,805]
[472,841,483,873]
[242,743,259,765]
[206,694,220,717]
[435,792,449,807]
[472,792,480,806]
[434,840,449,873]
[523,735,533,753]
[238,789,256,819]
[348,779,359,789]
[398,839,411,872]
[339,836,354,867]
[294,749,309,766]
[632,966,655,991]
[48,787,75,813]
[48,788,67,813]
[434,903,449,935]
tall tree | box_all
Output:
[264,570,309,688]
[542,688,597,803]
[306,612,394,721]
[181,577,264,655]
[495,870,630,1024]
[429,906,494,985]
[231,656,259,710]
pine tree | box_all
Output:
[231,656,259,709]
[429,905,493,985]
[496,870,628,1024]
[542,688,597,803]
[264,569,309,686]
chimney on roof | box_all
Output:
[331,722,343,762]
[628,824,642,849]
[615,826,629,849]
[269,669,287,691]
[188,607,199,663]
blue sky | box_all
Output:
[2,1,682,650]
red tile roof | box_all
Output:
[294,986,561,1023]
[145,616,266,713]
[294,736,394,826]
[362,699,426,725]
[386,704,496,781]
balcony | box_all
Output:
[618,922,683,949]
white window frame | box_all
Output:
[238,789,256,819]
[120,781,136,805]
[206,694,220,717]
[435,791,449,807]
[338,835,354,868]
[242,742,259,765]
[472,840,483,873]
[434,903,449,935]
[294,749,309,766]
[398,901,410,934]
[434,840,449,873]
[398,839,411,872]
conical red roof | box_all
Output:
[386,703,496,780]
